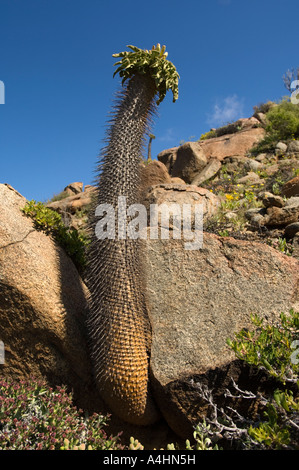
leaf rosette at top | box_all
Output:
[112,44,179,105]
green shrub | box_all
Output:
[253,101,277,115]
[266,100,299,141]
[251,99,299,155]
[47,190,69,203]
[227,310,299,383]
[21,200,90,271]
[227,309,299,449]
[0,377,123,450]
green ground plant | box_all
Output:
[205,185,263,234]
[0,377,123,450]
[22,200,89,271]
[267,237,294,256]
[226,309,299,449]
[227,310,299,383]
[266,100,299,140]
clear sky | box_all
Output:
[0,0,298,202]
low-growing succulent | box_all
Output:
[0,377,123,450]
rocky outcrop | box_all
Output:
[198,127,265,161]
[47,183,95,213]
[281,175,299,198]
[0,184,100,412]
[157,147,178,173]
[143,183,220,227]
[171,142,208,184]
[190,157,221,186]
[157,117,265,184]
[140,160,172,203]
[288,140,299,154]
[157,117,266,185]
[47,161,173,227]
[64,182,84,195]
[245,192,299,230]
[145,232,299,437]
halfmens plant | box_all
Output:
[86,45,179,425]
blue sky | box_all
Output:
[0,0,298,202]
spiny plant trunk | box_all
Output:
[86,73,159,425]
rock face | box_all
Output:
[145,233,299,437]
[156,147,178,174]
[198,127,265,161]
[143,183,220,230]
[281,175,299,198]
[157,119,265,186]
[246,193,299,230]
[139,160,172,202]
[64,182,84,195]
[171,142,207,183]
[288,140,299,154]
[190,157,221,186]
[0,184,100,412]
[47,185,94,214]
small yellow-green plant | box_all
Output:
[199,130,216,141]
[227,310,299,383]
[22,200,90,270]
[267,237,294,256]
[185,422,220,450]
[129,437,144,450]
[227,309,299,449]
[60,438,92,450]
[248,389,298,448]
[133,420,220,451]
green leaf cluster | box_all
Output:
[227,309,299,383]
[251,99,299,155]
[248,402,291,448]
[248,388,299,449]
[21,200,90,271]
[112,44,179,105]
[227,310,299,449]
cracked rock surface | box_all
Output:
[145,233,299,436]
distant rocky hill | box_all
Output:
[46,113,299,256]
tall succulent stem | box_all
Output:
[87,45,179,425]
[87,74,159,425]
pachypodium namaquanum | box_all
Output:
[86,44,179,425]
